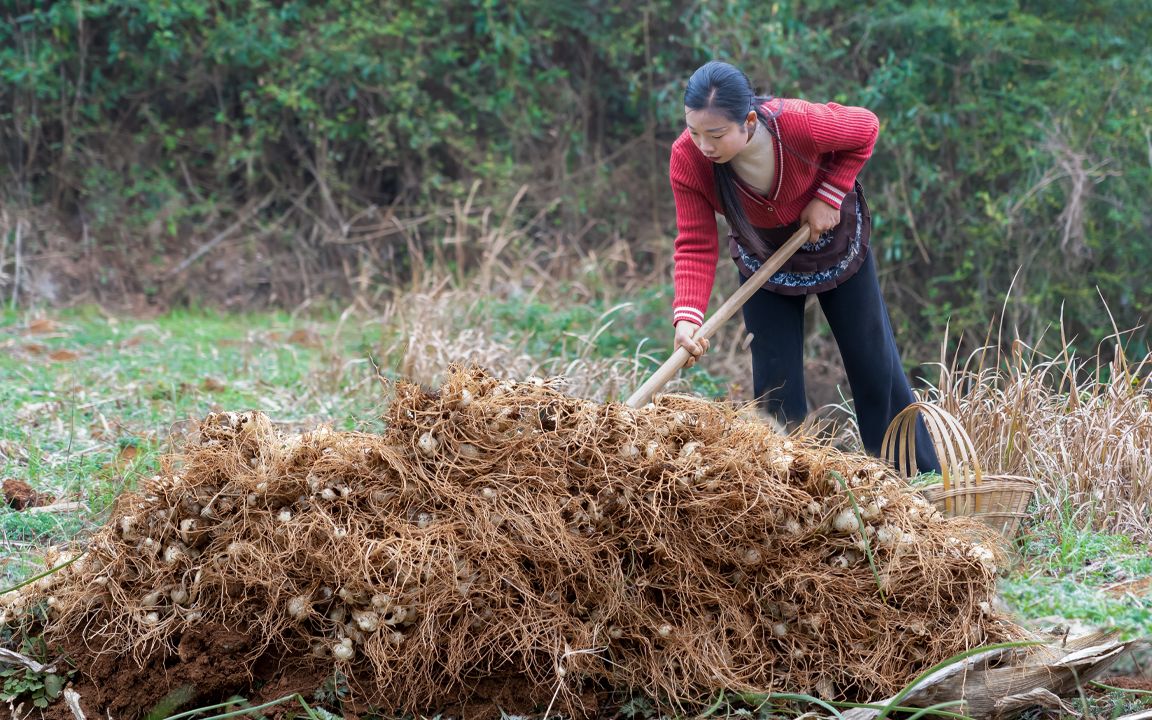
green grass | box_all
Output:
[999,575,1152,638]
[0,509,88,544]
[0,307,395,583]
[999,518,1152,639]
[478,291,733,399]
[0,509,90,588]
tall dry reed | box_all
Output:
[924,332,1151,540]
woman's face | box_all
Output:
[684,107,755,164]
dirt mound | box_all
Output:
[4,365,1019,716]
[3,478,49,509]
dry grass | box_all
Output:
[327,184,763,407]
[923,331,1152,540]
[373,289,659,403]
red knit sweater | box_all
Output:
[670,98,879,326]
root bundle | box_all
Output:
[12,365,1017,714]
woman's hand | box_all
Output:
[674,320,710,368]
[799,197,841,237]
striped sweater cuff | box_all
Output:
[815,182,847,209]
[673,306,705,326]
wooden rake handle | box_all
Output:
[625,224,812,409]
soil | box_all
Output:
[3,478,45,509]
[433,674,569,720]
[52,628,565,720]
[57,624,262,719]
[53,654,609,720]
[1100,675,1152,692]
[248,661,331,706]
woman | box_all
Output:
[670,60,939,473]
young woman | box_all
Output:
[670,60,939,473]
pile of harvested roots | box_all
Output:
[4,365,1017,714]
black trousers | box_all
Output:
[739,249,941,474]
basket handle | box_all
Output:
[881,401,984,514]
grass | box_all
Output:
[925,329,1152,540]
[908,326,1152,645]
[999,517,1152,639]
[0,306,387,586]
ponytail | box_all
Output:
[711,96,782,260]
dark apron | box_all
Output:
[728,181,871,296]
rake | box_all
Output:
[625,224,811,409]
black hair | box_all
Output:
[684,60,783,260]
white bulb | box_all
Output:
[287,595,310,619]
[353,609,380,632]
[832,509,860,535]
[331,639,355,661]
[418,432,439,456]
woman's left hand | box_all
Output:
[799,197,841,237]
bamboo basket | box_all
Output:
[881,402,1036,540]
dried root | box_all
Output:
[10,365,1018,714]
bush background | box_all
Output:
[2,0,1150,359]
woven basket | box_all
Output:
[881,402,1036,540]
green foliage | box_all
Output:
[0,639,74,710]
[841,1,1152,354]
[0,665,67,709]
[312,671,349,708]
[1,0,1150,356]
[142,684,198,720]
[1000,518,1152,638]
[1,0,676,213]
[0,508,87,544]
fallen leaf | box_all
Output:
[1103,577,1152,597]
[288,328,321,348]
[0,439,27,461]
[993,688,1078,718]
[202,377,227,392]
[49,349,81,362]
[15,401,58,425]
[22,343,47,355]
[26,318,60,334]
[843,632,1135,720]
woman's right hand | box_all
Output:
[674,320,710,368]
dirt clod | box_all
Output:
[3,478,45,509]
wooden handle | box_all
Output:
[625,224,812,408]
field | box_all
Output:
[3,1,1150,715]
[1,288,1150,719]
